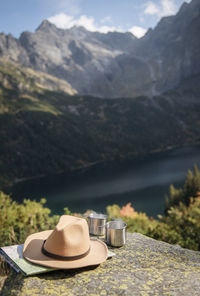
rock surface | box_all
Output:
[1,233,200,295]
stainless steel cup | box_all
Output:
[105,221,127,247]
[87,213,107,236]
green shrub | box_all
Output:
[165,165,200,211]
[151,197,200,250]
[0,191,59,246]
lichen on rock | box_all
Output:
[1,233,200,295]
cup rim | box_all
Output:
[88,213,107,220]
[106,221,127,230]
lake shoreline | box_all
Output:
[10,143,200,218]
[12,141,199,187]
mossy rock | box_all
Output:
[1,233,200,295]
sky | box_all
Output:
[0,0,191,38]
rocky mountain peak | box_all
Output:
[70,25,88,34]
[36,19,57,33]
[178,1,189,13]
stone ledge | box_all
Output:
[1,233,200,296]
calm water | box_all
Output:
[10,145,200,217]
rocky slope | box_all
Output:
[0,0,199,98]
[0,59,77,96]
[0,60,200,187]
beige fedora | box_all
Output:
[23,215,108,269]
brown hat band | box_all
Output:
[41,240,91,261]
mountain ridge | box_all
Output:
[0,0,199,98]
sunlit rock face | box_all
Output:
[17,23,138,98]
[0,0,199,98]
[136,0,200,96]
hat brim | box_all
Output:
[23,230,108,269]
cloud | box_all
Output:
[48,13,147,38]
[100,16,112,24]
[128,26,147,38]
[48,13,74,29]
[144,2,160,16]
[144,0,177,17]
[48,13,120,33]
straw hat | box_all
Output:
[23,215,108,269]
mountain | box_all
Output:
[0,59,200,187]
[0,0,199,98]
[0,22,137,98]
[136,0,200,95]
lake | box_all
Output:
[10,145,200,217]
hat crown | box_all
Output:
[44,215,90,257]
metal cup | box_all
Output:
[105,221,127,247]
[87,213,107,236]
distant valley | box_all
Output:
[0,59,200,187]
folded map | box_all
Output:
[0,244,115,276]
